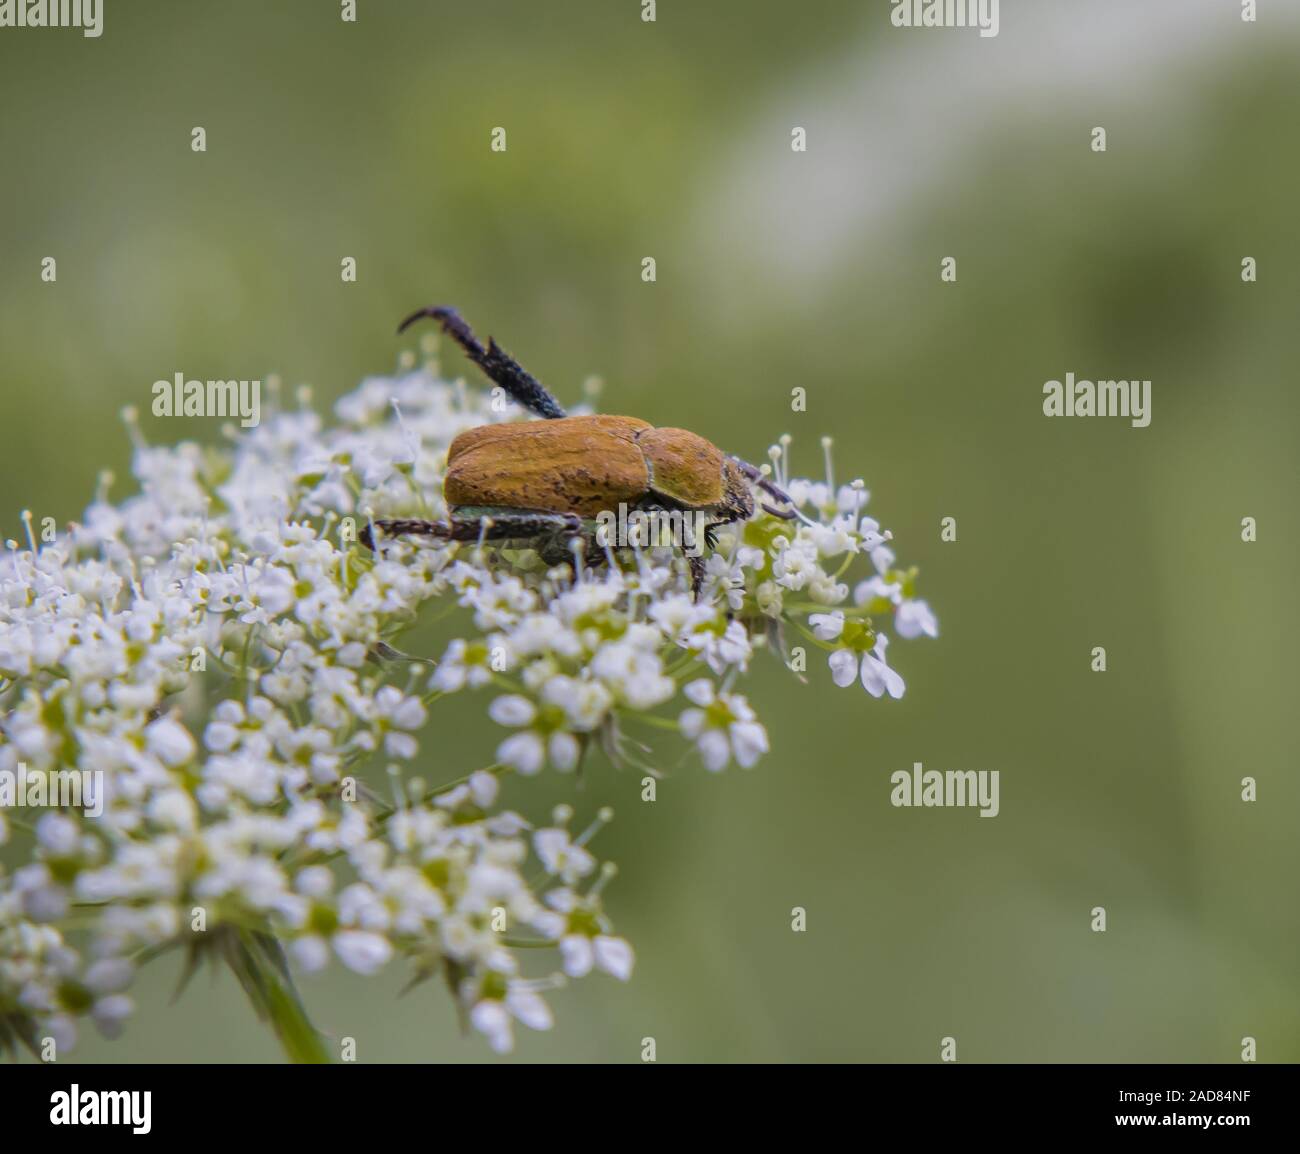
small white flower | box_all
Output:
[470,984,555,1053]
[560,933,634,981]
[332,930,394,975]
[533,828,596,884]
[896,599,939,639]
[678,680,769,771]
[809,611,845,641]
[429,638,495,692]
[144,716,197,767]
[830,634,905,699]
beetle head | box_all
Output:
[720,457,756,524]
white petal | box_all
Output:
[861,655,905,699]
[468,770,500,807]
[295,865,333,899]
[593,936,635,981]
[291,935,330,974]
[678,707,706,740]
[896,600,939,639]
[35,813,79,856]
[828,649,859,688]
[698,730,731,772]
[808,611,845,641]
[683,679,715,706]
[83,958,134,994]
[560,935,595,977]
[145,716,197,767]
[488,694,536,727]
[507,988,554,1032]
[533,828,569,873]
[730,722,769,768]
[498,732,545,776]
[332,930,393,975]
[392,697,427,729]
[470,999,513,1053]
[532,910,567,940]
[91,995,134,1039]
[548,732,580,772]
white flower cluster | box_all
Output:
[0,349,936,1058]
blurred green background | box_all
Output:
[2,0,1297,1062]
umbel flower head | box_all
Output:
[0,345,937,1059]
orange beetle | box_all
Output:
[361,307,798,596]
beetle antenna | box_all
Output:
[730,455,816,526]
[397,305,568,421]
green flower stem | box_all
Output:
[220,928,331,1065]
[623,710,679,732]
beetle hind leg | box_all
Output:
[362,512,582,553]
[397,306,568,421]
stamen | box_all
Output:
[390,398,420,466]
[20,509,37,554]
[574,806,614,848]
[6,539,27,590]
[513,974,567,993]
[120,406,146,451]
[569,535,586,584]
[265,374,282,417]
[589,860,618,896]
[387,763,408,812]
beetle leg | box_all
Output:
[687,553,706,601]
[362,513,581,552]
[397,306,568,421]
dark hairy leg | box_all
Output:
[364,513,718,602]
[397,306,568,420]
[360,512,581,552]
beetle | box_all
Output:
[360,306,799,597]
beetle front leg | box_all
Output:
[687,553,706,601]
